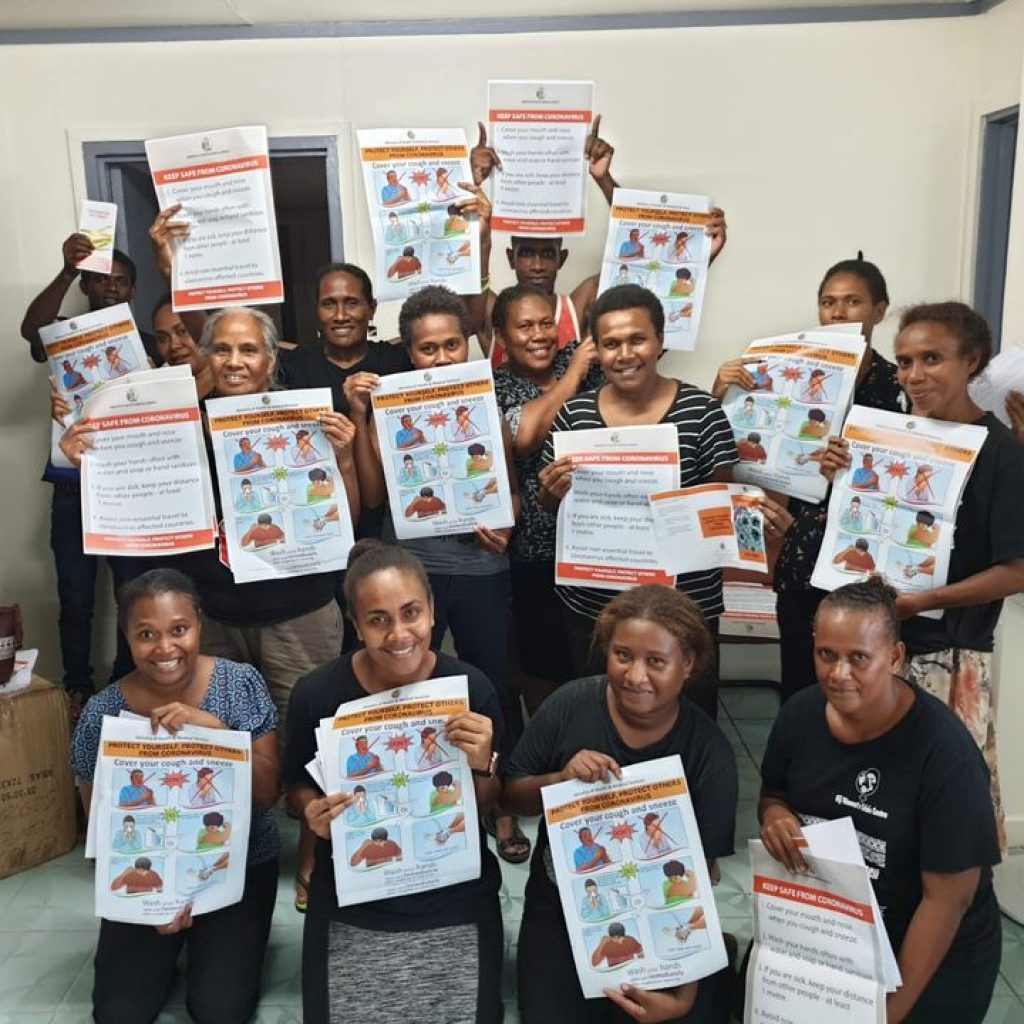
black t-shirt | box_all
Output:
[761,683,1000,953]
[902,413,1024,655]
[279,341,412,417]
[282,650,505,930]
[506,676,738,899]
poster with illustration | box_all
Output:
[487,80,594,235]
[357,128,481,302]
[597,189,714,352]
[371,361,514,540]
[649,483,769,575]
[542,756,727,999]
[315,676,481,908]
[88,716,251,925]
[76,200,117,275]
[810,405,987,613]
[79,367,217,557]
[206,387,355,583]
[40,303,152,469]
[721,330,866,502]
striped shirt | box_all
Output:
[542,380,738,621]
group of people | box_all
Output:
[16,118,1024,1023]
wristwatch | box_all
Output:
[471,751,500,779]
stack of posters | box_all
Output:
[87,715,251,925]
[487,80,594,236]
[308,676,481,908]
[810,406,987,612]
[721,330,866,502]
[146,125,284,311]
[371,361,514,540]
[357,128,481,302]
[541,755,728,999]
[40,303,152,469]
[206,387,355,583]
[79,365,217,556]
[597,189,714,351]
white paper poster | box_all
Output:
[205,388,355,584]
[554,425,678,591]
[40,303,152,469]
[542,755,727,999]
[487,79,594,236]
[89,716,251,925]
[598,189,714,352]
[649,483,768,576]
[145,126,283,311]
[721,331,867,502]
[317,677,481,908]
[356,128,481,302]
[80,367,216,556]
[970,343,1024,429]
[371,361,514,540]
[810,405,986,613]
[77,200,117,275]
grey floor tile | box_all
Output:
[719,685,780,722]
[985,994,1024,1023]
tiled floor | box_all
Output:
[3,685,1024,1022]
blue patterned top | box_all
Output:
[71,659,280,865]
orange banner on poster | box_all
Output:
[173,280,283,309]
[152,154,269,185]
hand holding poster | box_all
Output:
[40,303,152,469]
[206,388,355,583]
[145,126,283,311]
[77,200,117,275]
[649,483,769,575]
[970,343,1024,429]
[487,80,595,235]
[356,128,481,302]
[541,755,727,999]
[79,366,216,556]
[89,716,251,925]
[371,361,514,540]
[721,330,866,501]
[554,425,678,590]
[598,189,714,351]
[810,405,986,613]
[315,676,481,907]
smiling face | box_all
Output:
[817,271,887,343]
[813,606,904,721]
[894,320,979,421]
[351,567,435,682]
[318,271,375,354]
[125,591,201,691]
[499,295,559,377]
[606,617,693,723]
[208,313,276,397]
[154,304,206,374]
[593,307,664,396]
[407,313,469,368]
[507,239,567,292]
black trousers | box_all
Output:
[775,589,827,704]
[93,857,279,1024]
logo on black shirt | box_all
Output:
[855,768,880,799]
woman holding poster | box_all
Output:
[505,585,738,1023]
[70,569,281,1023]
[283,541,505,1023]
[759,580,1001,1023]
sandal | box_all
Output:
[294,875,310,914]
[486,811,531,865]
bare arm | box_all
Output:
[503,772,564,816]
[20,234,92,361]
[897,559,1024,620]
[251,732,281,811]
[570,275,600,333]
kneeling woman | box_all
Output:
[71,569,281,1024]
[283,542,505,1023]
[759,580,1001,1023]
[505,586,738,1023]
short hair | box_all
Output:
[432,771,454,788]
[589,285,664,341]
[663,860,685,878]
[82,248,137,286]
[491,283,555,337]
[593,585,711,680]
[420,486,434,497]
[916,510,936,525]
[510,234,564,251]
[421,726,437,738]
[370,827,389,841]
[818,252,889,306]
[309,468,328,482]
[117,567,201,631]
[447,204,461,217]
[815,577,900,645]
[316,262,375,306]
[342,540,431,614]
[898,301,993,379]
[467,443,486,457]
[398,285,470,347]
[354,785,366,795]
[854,538,869,551]
[135,857,152,870]
[402,245,415,257]
[675,268,692,280]
[808,408,826,422]
[241,478,253,488]
[585,879,598,888]
[747,432,762,444]
[198,307,279,368]
[123,815,136,824]
[202,812,225,827]
[256,513,273,525]
[643,813,660,826]
[608,923,626,937]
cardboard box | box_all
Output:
[0,674,77,878]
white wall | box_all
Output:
[0,7,1021,780]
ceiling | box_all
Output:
[0,0,985,37]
